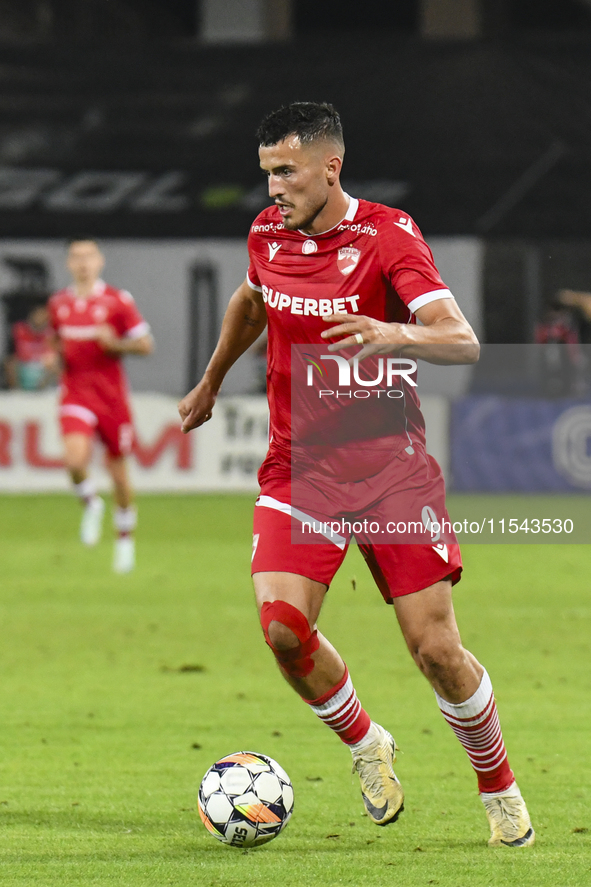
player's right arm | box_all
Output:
[46,297,64,369]
[178,278,266,433]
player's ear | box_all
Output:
[325,153,342,185]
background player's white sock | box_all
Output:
[114,506,137,538]
[73,478,98,507]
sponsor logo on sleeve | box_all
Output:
[394,217,415,237]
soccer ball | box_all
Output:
[198,751,294,848]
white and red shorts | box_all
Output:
[59,398,134,458]
[252,443,462,601]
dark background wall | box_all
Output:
[2,0,591,40]
[0,0,590,346]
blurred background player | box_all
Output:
[4,300,58,390]
[48,238,153,573]
[535,298,588,397]
[556,288,591,344]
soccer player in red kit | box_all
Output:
[5,302,58,390]
[49,239,153,573]
[178,103,534,847]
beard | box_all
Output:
[282,193,329,231]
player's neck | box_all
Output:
[72,278,99,298]
[300,187,351,236]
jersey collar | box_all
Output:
[297,193,358,238]
[68,278,106,298]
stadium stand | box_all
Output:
[0,35,590,239]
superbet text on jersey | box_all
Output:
[49,280,150,457]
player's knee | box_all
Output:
[265,619,299,652]
[66,457,87,477]
[413,633,463,679]
[64,446,89,475]
[260,600,319,679]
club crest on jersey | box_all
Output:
[337,247,361,276]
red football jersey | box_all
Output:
[247,197,454,471]
[48,279,149,409]
[13,321,54,363]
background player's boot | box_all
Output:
[80,497,105,546]
[113,536,135,573]
[481,782,535,847]
[351,722,404,825]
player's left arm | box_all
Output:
[321,298,479,365]
[96,291,154,355]
[96,325,154,356]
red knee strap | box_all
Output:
[261,601,311,643]
[260,601,320,678]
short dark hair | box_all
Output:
[67,236,99,248]
[256,102,344,151]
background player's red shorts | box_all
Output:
[59,401,134,458]
[251,444,462,601]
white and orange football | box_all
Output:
[198,751,294,848]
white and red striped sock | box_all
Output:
[306,667,372,746]
[114,506,137,540]
[435,670,515,794]
[74,478,97,508]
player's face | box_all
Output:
[259,136,340,232]
[29,306,49,330]
[67,241,104,284]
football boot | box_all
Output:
[113,536,135,573]
[481,782,535,847]
[351,723,404,826]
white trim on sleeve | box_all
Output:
[125,321,151,339]
[407,289,454,314]
[247,272,262,292]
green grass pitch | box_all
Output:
[1,493,590,886]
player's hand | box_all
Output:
[95,324,120,353]
[178,381,217,433]
[320,313,405,362]
[558,289,591,321]
[42,351,60,371]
